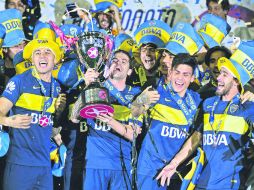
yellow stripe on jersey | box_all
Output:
[112,104,131,122]
[204,113,249,135]
[151,104,188,125]
[15,93,57,113]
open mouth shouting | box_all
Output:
[174,80,184,89]
[39,60,48,69]
[113,66,122,73]
[217,81,224,91]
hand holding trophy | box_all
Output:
[75,31,114,119]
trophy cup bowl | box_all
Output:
[75,31,114,119]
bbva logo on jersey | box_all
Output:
[203,134,228,146]
[161,125,188,139]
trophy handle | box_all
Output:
[79,8,94,31]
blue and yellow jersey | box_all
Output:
[137,89,201,177]
[196,95,254,189]
[85,85,142,170]
[1,69,61,167]
[126,66,162,90]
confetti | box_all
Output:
[195,16,200,21]
[40,1,46,8]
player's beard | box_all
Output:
[215,80,233,96]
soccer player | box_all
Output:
[0,33,65,190]
[135,53,201,190]
[71,49,142,190]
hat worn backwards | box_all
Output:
[164,22,204,56]
[198,13,231,48]
[0,9,27,48]
[23,22,63,63]
[218,41,254,93]
[134,20,172,48]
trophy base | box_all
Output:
[79,104,114,119]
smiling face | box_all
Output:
[140,44,156,71]
[6,0,26,14]
[4,40,26,59]
[170,64,194,97]
[32,47,55,75]
[216,67,235,96]
[159,50,175,76]
[207,1,228,20]
[109,51,131,80]
[208,50,227,80]
[97,12,111,29]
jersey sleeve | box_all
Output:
[1,75,22,104]
[244,101,254,125]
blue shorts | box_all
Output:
[137,174,166,190]
[3,163,53,190]
[83,168,131,190]
[62,129,86,190]
[137,173,182,190]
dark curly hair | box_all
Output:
[172,53,197,74]
[206,0,230,11]
[205,46,232,66]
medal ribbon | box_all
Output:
[209,93,240,134]
[167,83,197,125]
[104,80,132,108]
[32,69,56,116]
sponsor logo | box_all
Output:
[37,39,48,44]
[3,19,22,33]
[164,98,171,102]
[161,125,187,139]
[31,113,53,126]
[141,28,161,37]
[206,105,213,109]
[94,119,111,132]
[172,32,185,44]
[203,134,228,146]
[242,58,254,76]
[5,81,16,94]
[32,85,41,90]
